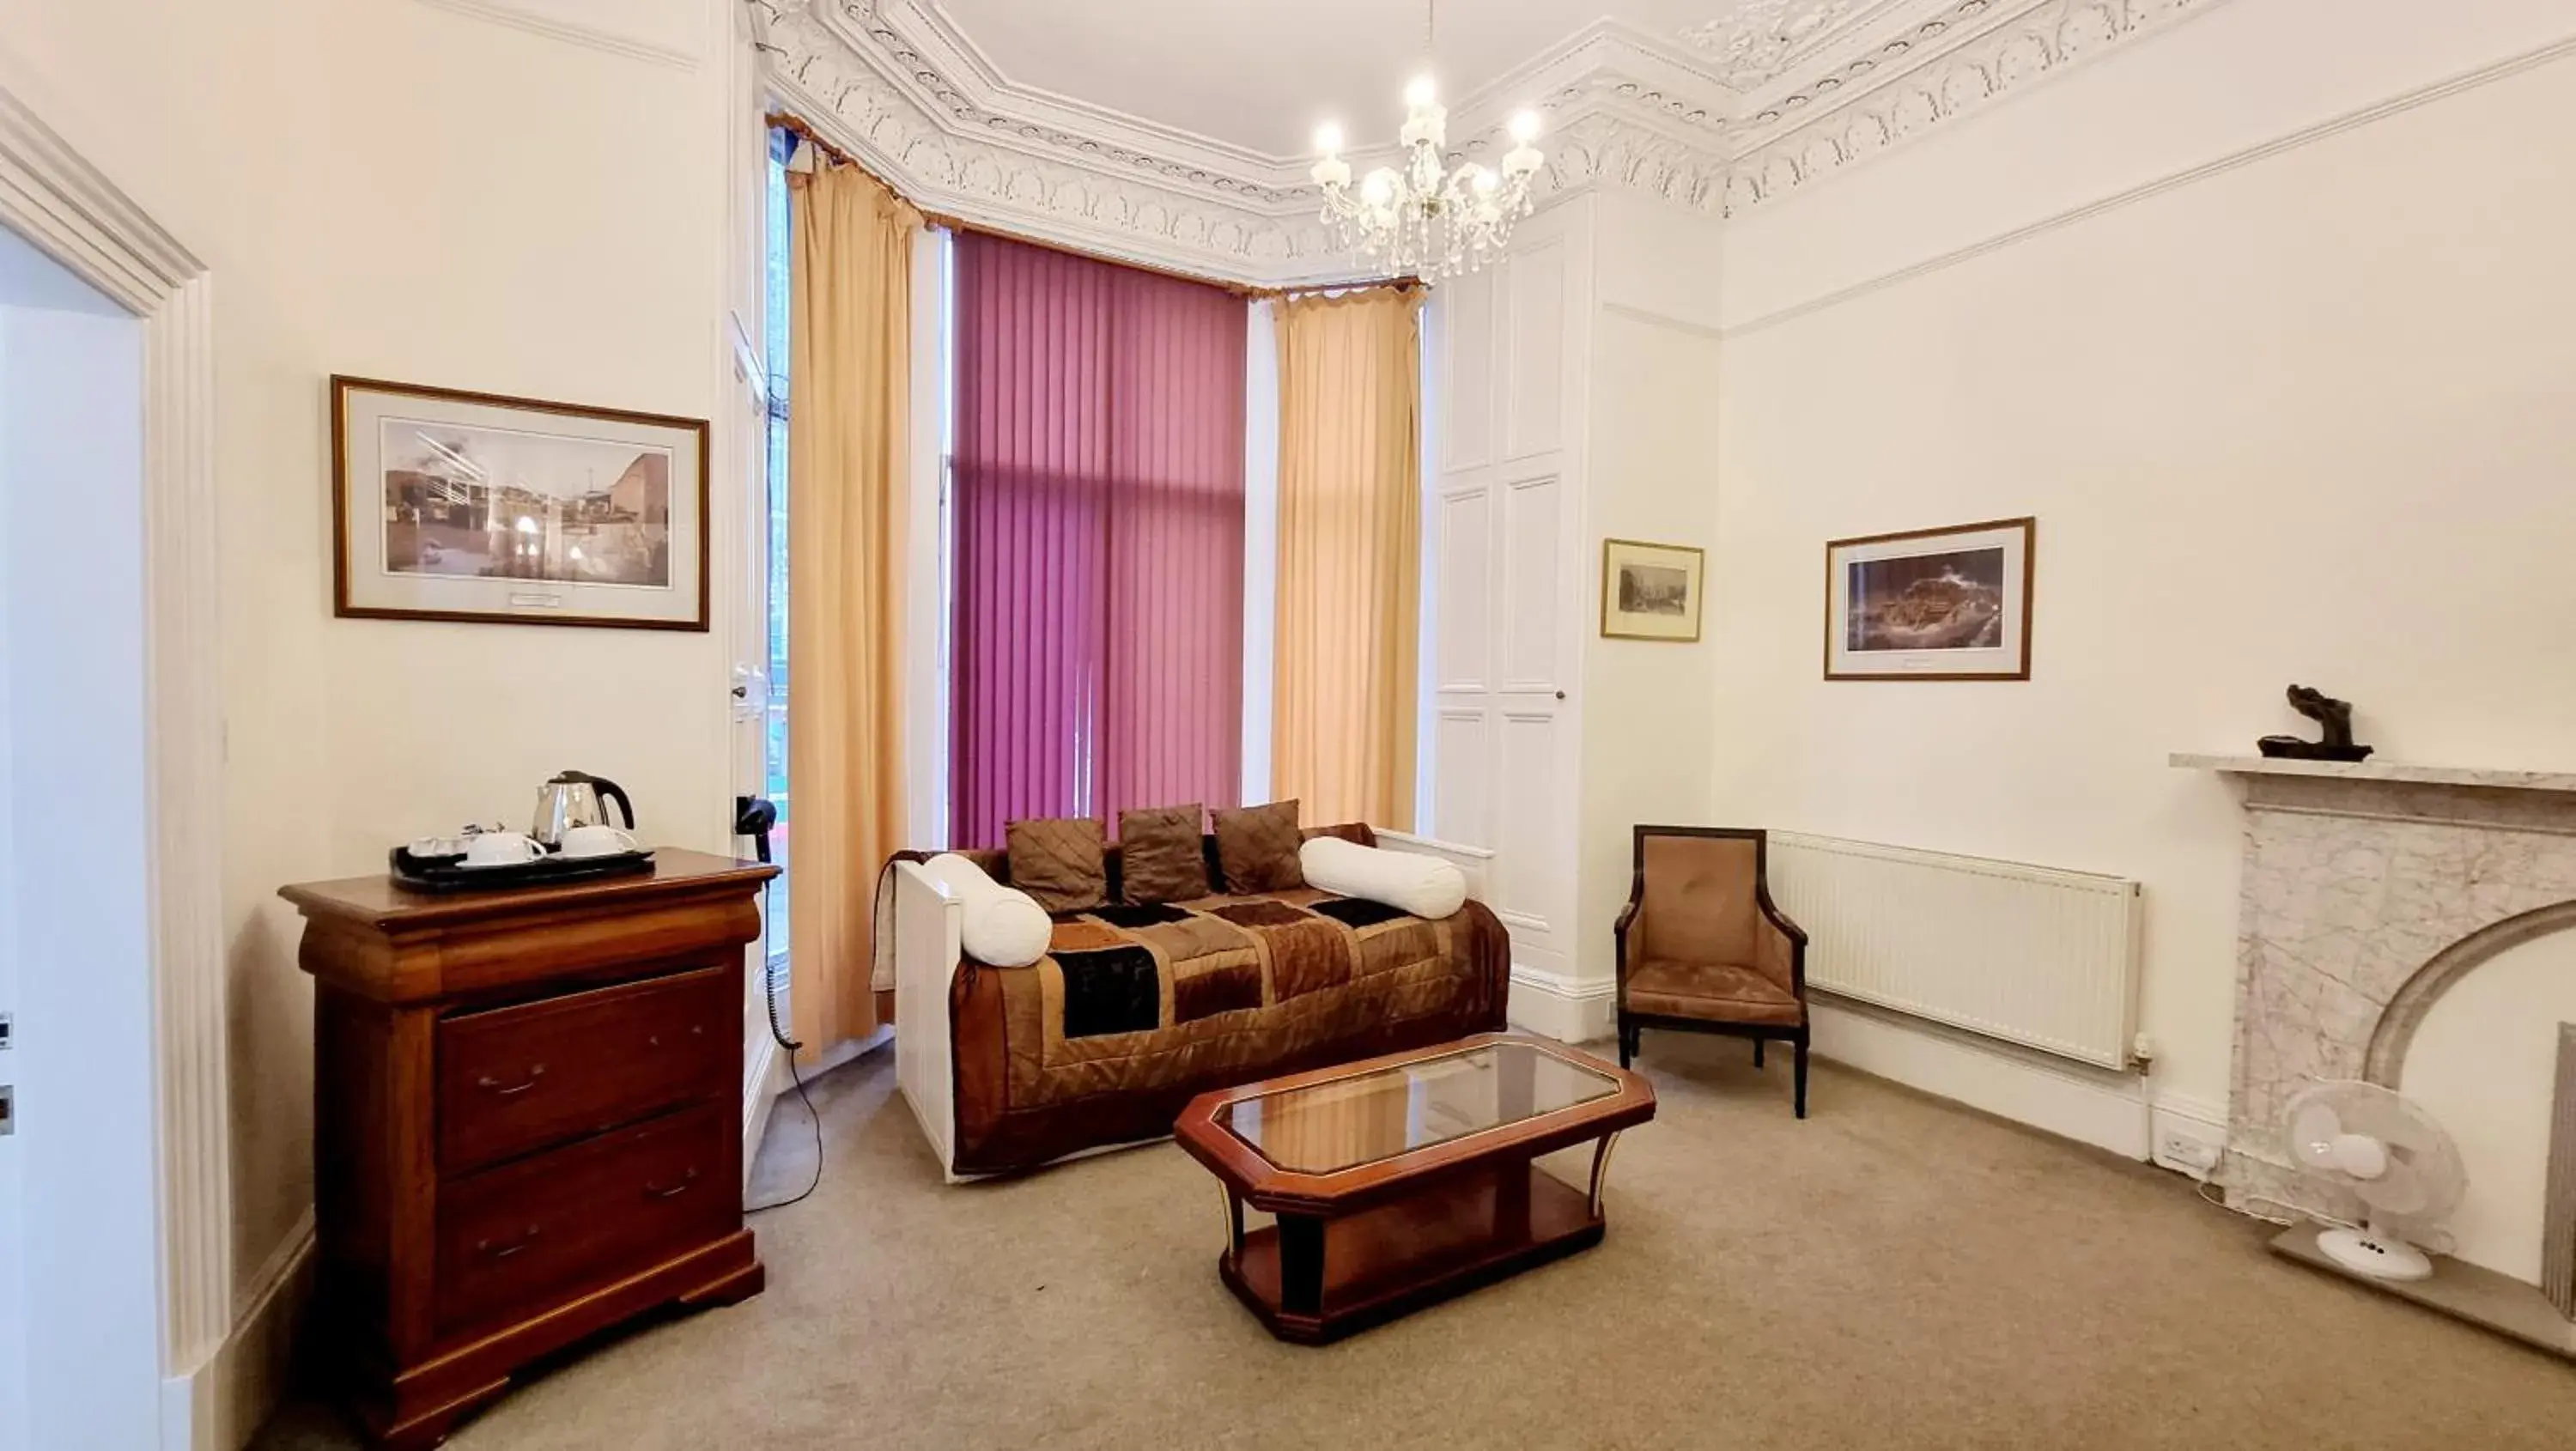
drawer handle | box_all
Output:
[475,1065,546,1097]
[477,1225,542,1260]
[646,1168,702,1199]
[645,1024,709,1050]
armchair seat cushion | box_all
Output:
[1625,957,1806,1027]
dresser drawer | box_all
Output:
[435,1103,732,1338]
[438,966,731,1175]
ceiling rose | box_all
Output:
[1680,0,1857,88]
[1307,0,1543,282]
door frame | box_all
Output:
[0,79,232,1446]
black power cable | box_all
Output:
[738,797,825,1215]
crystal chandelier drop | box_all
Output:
[1307,0,1544,282]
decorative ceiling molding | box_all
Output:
[758,0,2232,282]
[1722,0,2224,215]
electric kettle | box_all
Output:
[531,770,635,847]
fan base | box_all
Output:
[2317,1226,2434,1281]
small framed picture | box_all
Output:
[1825,517,2034,681]
[1601,538,1705,642]
[331,375,710,630]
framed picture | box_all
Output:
[331,375,710,630]
[1824,517,2034,681]
[1601,537,1705,642]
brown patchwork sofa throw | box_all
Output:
[895,821,1511,1175]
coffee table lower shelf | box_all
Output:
[1219,1164,1601,1345]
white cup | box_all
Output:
[559,824,641,859]
[462,831,548,867]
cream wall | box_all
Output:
[1710,0,2576,1127]
[1577,190,1724,993]
[0,0,741,1314]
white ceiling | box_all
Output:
[941,0,1749,156]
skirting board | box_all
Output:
[1811,997,2221,1166]
[1508,965,1616,1044]
[177,1206,315,1451]
[742,1027,782,1193]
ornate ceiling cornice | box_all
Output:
[758,0,2227,283]
[1721,0,2221,215]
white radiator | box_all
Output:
[1767,832,2142,1071]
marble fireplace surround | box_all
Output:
[2173,754,2576,1237]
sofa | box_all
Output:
[884,823,1508,1180]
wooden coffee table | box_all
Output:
[1174,1032,1655,1344]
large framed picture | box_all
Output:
[1601,537,1705,642]
[331,375,710,630]
[1824,517,2034,680]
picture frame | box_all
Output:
[331,375,711,631]
[1824,517,2034,681]
[1600,537,1705,643]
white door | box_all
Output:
[1425,205,1589,980]
[0,222,164,1450]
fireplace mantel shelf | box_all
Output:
[2170,753,2576,795]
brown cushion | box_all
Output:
[1117,804,1209,904]
[1625,957,1806,1027]
[1212,799,1305,893]
[1005,817,1108,915]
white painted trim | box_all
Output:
[1811,997,2154,1160]
[408,0,701,70]
[0,75,230,1451]
[1600,300,1727,342]
[1722,28,2576,337]
[905,228,951,848]
[1240,298,1279,804]
[742,1028,781,1192]
[1508,964,1618,1046]
[204,1210,314,1451]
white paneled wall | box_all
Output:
[1429,202,1592,992]
[1425,191,1727,1041]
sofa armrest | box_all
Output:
[1372,829,1494,902]
[890,858,967,1182]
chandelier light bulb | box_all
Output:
[1308,31,1541,281]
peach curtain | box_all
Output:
[1272,288,1423,830]
[787,159,919,1053]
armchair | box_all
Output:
[1613,825,1812,1117]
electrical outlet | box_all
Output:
[2154,1123,2226,1180]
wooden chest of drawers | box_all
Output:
[282,850,778,1449]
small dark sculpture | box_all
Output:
[2257,684,2374,762]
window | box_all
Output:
[762,127,793,973]
[944,230,1251,847]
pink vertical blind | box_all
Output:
[950,233,1247,848]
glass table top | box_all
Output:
[1214,1041,1621,1175]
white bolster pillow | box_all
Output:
[1298,837,1468,920]
[920,853,1052,968]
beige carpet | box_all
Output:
[256,1035,2576,1450]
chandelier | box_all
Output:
[1308,0,1543,282]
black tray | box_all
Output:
[390,845,657,894]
